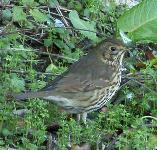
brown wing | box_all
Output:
[53,73,110,93]
[15,40,119,100]
[42,52,116,94]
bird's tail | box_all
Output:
[14,91,45,101]
[14,92,35,100]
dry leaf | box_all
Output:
[71,143,91,150]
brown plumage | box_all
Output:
[15,38,127,122]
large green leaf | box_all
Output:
[10,73,25,92]
[13,6,27,21]
[117,0,157,42]
[69,10,99,42]
[30,9,48,22]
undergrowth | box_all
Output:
[0,0,157,149]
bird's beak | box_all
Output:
[118,45,129,53]
[119,30,134,48]
[119,30,136,54]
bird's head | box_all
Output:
[96,38,127,65]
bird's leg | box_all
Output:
[121,65,127,71]
[82,112,87,124]
[77,114,81,122]
[77,112,87,124]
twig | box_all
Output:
[38,5,72,12]
[0,68,59,76]
[121,74,157,95]
[11,59,45,63]
[41,8,70,20]
[0,48,77,61]
[58,5,72,12]
[141,116,157,122]
[13,109,30,117]
[0,1,2,22]
[1,26,99,37]
[119,80,131,89]
[47,133,53,150]
[19,33,43,44]
[55,3,70,27]
[0,4,14,8]
[47,133,59,150]
[36,51,77,61]
[143,124,157,128]
[128,78,157,95]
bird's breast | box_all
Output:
[44,96,73,107]
[85,68,122,113]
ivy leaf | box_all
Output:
[46,64,67,75]
[2,128,12,137]
[69,10,99,42]
[10,74,25,92]
[2,9,12,20]
[0,139,5,146]
[44,38,53,47]
[30,9,48,22]
[117,0,157,42]
[12,6,27,21]
[49,0,59,7]
[22,0,34,6]
[46,64,58,73]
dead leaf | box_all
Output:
[101,107,108,113]
[145,51,155,60]
[71,143,91,150]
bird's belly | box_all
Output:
[86,75,121,112]
[44,96,73,106]
[44,96,83,113]
[43,74,122,114]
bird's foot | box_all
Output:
[77,112,88,124]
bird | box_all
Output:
[14,38,127,123]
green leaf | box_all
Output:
[117,0,157,42]
[46,64,58,73]
[2,128,12,136]
[46,64,67,74]
[12,6,27,21]
[30,9,48,22]
[2,9,12,20]
[22,0,34,6]
[53,39,69,50]
[2,0,10,5]
[10,73,25,92]
[69,10,99,42]
[49,0,59,7]
[44,38,53,47]
[39,0,47,4]
[0,139,5,146]
[0,115,3,133]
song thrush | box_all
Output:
[15,38,127,123]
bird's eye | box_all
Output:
[109,46,119,55]
[110,46,116,51]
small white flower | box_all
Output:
[54,19,65,27]
[126,92,134,100]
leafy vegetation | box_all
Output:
[117,0,157,42]
[1,0,157,149]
